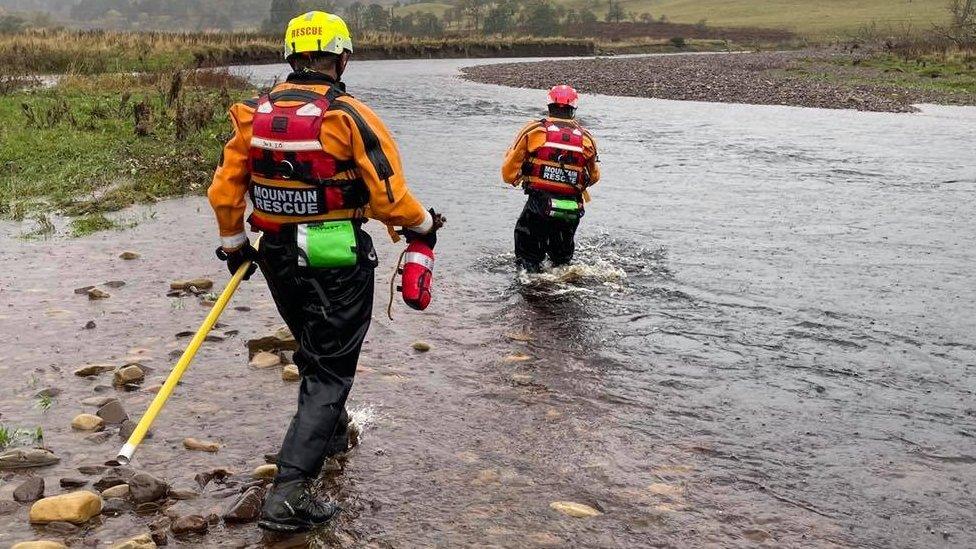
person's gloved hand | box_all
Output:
[215,241,258,280]
[405,208,446,249]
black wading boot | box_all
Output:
[258,479,339,533]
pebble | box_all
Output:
[74,364,115,377]
[223,486,265,523]
[0,448,59,469]
[194,468,232,488]
[59,478,88,489]
[35,388,62,398]
[169,278,214,291]
[101,484,130,499]
[13,477,45,502]
[11,542,68,549]
[113,364,145,386]
[503,353,533,363]
[183,438,220,453]
[81,396,115,407]
[549,501,603,518]
[83,320,97,329]
[104,280,126,289]
[119,251,141,260]
[252,464,278,480]
[412,341,431,352]
[281,365,300,382]
[78,465,107,475]
[71,414,105,431]
[128,472,169,504]
[168,486,200,500]
[74,286,96,295]
[94,470,133,491]
[100,498,126,516]
[249,351,282,369]
[109,533,155,549]
[43,521,79,535]
[246,325,297,357]
[87,288,111,300]
[28,490,103,524]
[97,399,129,424]
[504,331,535,342]
[171,514,208,535]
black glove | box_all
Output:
[215,241,258,280]
[404,208,445,249]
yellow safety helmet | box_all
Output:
[284,11,354,59]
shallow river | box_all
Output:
[1,57,974,548]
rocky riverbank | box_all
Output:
[461,50,976,112]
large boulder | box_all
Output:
[0,448,59,470]
[128,473,169,504]
[28,491,103,524]
[13,477,45,503]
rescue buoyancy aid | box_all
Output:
[247,87,369,233]
[521,119,589,196]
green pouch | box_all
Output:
[297,220,358,268]
[549,198,581,222]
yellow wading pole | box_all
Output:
[112,246,257,465]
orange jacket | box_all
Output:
[208,76,430,249]
[501,116,600,201]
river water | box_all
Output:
[0,57,974,548]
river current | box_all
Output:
[0,57,974,548]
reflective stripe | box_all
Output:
[404,251,434,270]
[251,136,322,151]
[220,232,247,250]
[296,224,309,267]
[542,142,585,153]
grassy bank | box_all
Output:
[0,29,594,75]
[0,70,253,235]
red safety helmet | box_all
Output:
[547,85,579,108]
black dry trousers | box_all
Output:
[257,224,377,483]
[514,191,582,272]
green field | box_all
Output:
[401,0,948,37]
[393,2,453,18]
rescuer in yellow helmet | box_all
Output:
[208,11,444,533]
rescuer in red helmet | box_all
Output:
[501,84,600,272]
[207,11,444,533]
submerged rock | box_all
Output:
[78,464,107,475]
[281,365,300,382]
[83,320,97,330]
[85,431,112,444]
[100,498,127,517]
[96,399,129,424]
[94,469,134,491]
[109,533,156,549]
[11,542,68,549]
[0,448,60,470]
[119,251,141,260]
[104,280,126,289]
[81,396,115,407]
[58,478,88,489]
[223,486,264,523]
[0,500,23,515]
[171,514,208,535]
[13,477,45,503]
[87,288,111,300]
[128,473,169,504]
[412,341,431,352]
[29,491,102,524]
[101,484,130,499]
[183,438,220,453]
[113,365,145,386]
[71,413,105,432]
[246,325,297,357]
[168,486,200,500]
[549,501,602,518]
[42,521,79,535]
[74,364,115,377]
[73,286,96,295]
[249,351,281,369]
[169,278,214,291]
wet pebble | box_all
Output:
[96,399,129,424]
[0,448,59,469]
[83,320,97,330]
[100,498,126,517]
[194,468,232,489]
[35,388,62,398]
[167,486,199,500]
[104,280,126,289]
[43,521,79,535]
[113,365,145,387]
[101,484,130,499]
[78,465,107,475]
[85,431,112,444]
[171,514,208,535]
[169,278,214,291]
[12,541,68,549]
[81,396,114,407]
[252,464,278,480]
[249,351,281,369]
[13,477,45,503]
[87,288,110,300]
[119,251,141,260]
[74,364,115,377]
[94,470,133,491]
[71,414,104,432]
[128,472,169,504]
[58,478,88,489]
[109,533,155,549]
[247,325,297,357]
[281,365,300,382]
[183,438,220,453]
[74,286,96,295]
[223,486,265,523]
[412,341,431,352]
[549,501,603,518]
[28,491,103,524]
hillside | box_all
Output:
[399,0,949,36]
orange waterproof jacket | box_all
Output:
[501,117,600,202]
[208,74,430,249]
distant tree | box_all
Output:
[522,0,558,36]
[267,0,301,31]
[483,1,516,34]
[639,12,653,24]
[363,3,389,31]
[0,14,26,33]
[605,0,624,23]
[414,12,442,36]
[579,8,597,25]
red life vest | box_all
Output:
[522,119,589,196]
[247,88,368,233]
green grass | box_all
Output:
[846,53,976,93]
[393,2,453,17]
[0,71,252,226]
[0,425,44,449]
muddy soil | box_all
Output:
[0,57,974,548]
[461,51,976,112]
